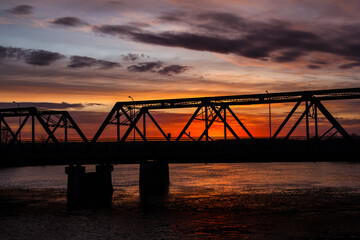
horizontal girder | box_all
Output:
[115,87,360,110]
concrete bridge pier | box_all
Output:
[65,164,114,208]
[139,160,169,194]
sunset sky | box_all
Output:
[1,0,360,139]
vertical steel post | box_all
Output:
[306,101,310,141]
[266,91,271,139]
[64,116,68,145]
[116,109,120,143]
[314,105,318,139]
[205,105,208,143]
[143,110,146,140]
[32,115,35,145]
[224,107,227,141]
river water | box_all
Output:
[1,162,360,239]
[1,162,360,193]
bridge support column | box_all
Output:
[139,160,169,194]
[65,164,114,208]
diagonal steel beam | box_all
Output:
[0,117,19,144]
[320,126,335,139]
[120,107,146,142]
[45,115,64,144]
[36,114,59,144]
[226,106,254,139]
[272,101,301,139]
[7,115,30,147]
[146,110,170,141]
[92,104,118,143]
[211,105,240,140]
[197,106,222,141]
[176,106,202,141]
[285,101,313,140]
[65,112,88,143]
[315,100,352,142]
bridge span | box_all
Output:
[0,87,359,166]
[1,87,360,207]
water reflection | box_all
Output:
[1,163,360,239]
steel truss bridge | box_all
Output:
[93,87,360,143]
[1,87,360,165]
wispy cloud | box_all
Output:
[8,5,33,16]
[0,46,65,66]
[0,46,121,69]
[0,101,104,110]
[51,17,88,27]
[127,61,190,75]
[158,65,190,75]
[68,56,121,69]
[127,61,163,73]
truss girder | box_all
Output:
[0,107,88,147]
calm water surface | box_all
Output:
[1,162,360,239]
[1,162,360,194]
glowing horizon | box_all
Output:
[1,0,360,138]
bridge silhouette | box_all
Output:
[0,87,359,165]
[1,87,360,207]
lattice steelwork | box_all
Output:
[0,107,88,148]
[92,88,360,143]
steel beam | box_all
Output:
[146,110,170,141]
[320,126,335,139]
[272,101,301,139]
[45,115,63,144]
[285,101,313,140]
[0,117,19,144]
[210,105,240,140]
[176,106,202,141]
[7,115,30,147]
[120,107,146,142]
[64,116,68,145]
[224,107,227,141]
[36,114,59,144]
[306,101,310,141]
[314,100,353,142]
[226,106,254,139]
[32,115,35,145]
[64,112,88,143]
[92,105,118,143]
[117,109,120,143]
[197,106,223,141]
[205,105,209,142]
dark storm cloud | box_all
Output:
[93,11,360,67]
[68,56,121,69]
[339,62,360,69]
[51,17,87,27]
[158,65,189,75]
[121,53,139,61]
[127,61,163,72]
[8,5,33,15]
[0,46,65,66]
[307,65,321,70]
